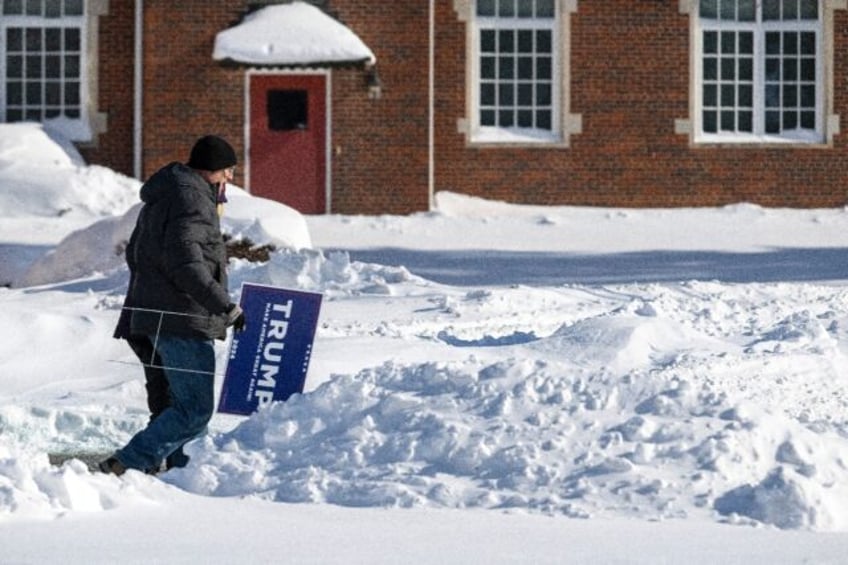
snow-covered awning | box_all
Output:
[213,2,376,67]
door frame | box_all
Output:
[244,68,333,214]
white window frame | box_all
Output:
[680,0,844,145]
[0,0,106,143]
[455,0,581,147]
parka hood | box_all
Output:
[140,162,207,205]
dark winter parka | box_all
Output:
[115,162,231,341]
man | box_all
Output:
[100,135,246,476]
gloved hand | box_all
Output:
[225,303,246,332]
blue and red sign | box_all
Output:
[218,283,322,415]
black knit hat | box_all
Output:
[187,135,237,171]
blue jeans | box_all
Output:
[116,336,215,473]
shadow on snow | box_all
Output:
[338,247,848,287]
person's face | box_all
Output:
[202,166,235,186]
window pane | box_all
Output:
[46,28,61,51]
[64,81,79,105]
[64,54,79,78]
[783,0,798,20]
[537,83,551,105]
[499,0,515,17]
[739,58,752,80]
[65,28,80,51]
[7,28,23,51]
[7,55,23,78]
[499,57,514,79]
[784,32,797,55]
[700,0,718,19]
[478,0,495,16]
[26,28,42,51]
[721,57,735,80]
[765,84,780,107]
[766,32,781,55]
[7,82,22,104]
[499,109,514,127]
[721,31,735,54]
[800,0,818,19]
[518,30,533,52]
[537,30,551,53]
[739,84,753,107]
[738,111,753,132]
[704,31,718,54]
[45,54,60,77]
[800,85,815,107]
[499,83,514,105]
[64,108,79,118]
[481,56,496,79]
[800,58,815,81]
[45,0,60,17]
[517,0,533,17]
[783,84,797,107]
[800,111,815,128]
[517,109,533,127]
[763,0,780,20]
[3,0,24,15]
[536,0,554,18]
[720,0,734,20]
[703,110,718,132]
[703,84,717,106]
[766,58,780,81]
[45,81,60,104]
[481,109,496,126]
[26,109,41,121]
[25,0,41,16]
[537,57,551,80]
[739,32,753,54]
[499,30,514,52]
[738,0,755,21]
[800,32,815,55]
[721,110,734,130]
[481,30,495,52]
[703,57,717,80]
[518,83,532,105]
[26,55,41,78]
[536,110,551,129]
[45,107,60,118]
[721,84,735,106]
[518,57,533,79]
[481,83,495,105]
[784,111,797,129]
[784,58,797,81]
[26,81,42,104]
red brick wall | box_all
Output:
[77,0,135,178]
[140,0,246,185]
[329,1,431,214]
[84,1,848,213]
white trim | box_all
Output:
[460,0,580,147]
[682,0,842,146]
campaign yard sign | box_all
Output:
[218,283,322,415]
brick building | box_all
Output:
[2,0,847,214]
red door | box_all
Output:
[249,74,327,213]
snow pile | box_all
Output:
[5,122,848,562]
[213,2,375,66]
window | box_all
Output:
[267,90,308,131]
[1,0,92,141]
[463,0,579,145]
[696,0,823,143]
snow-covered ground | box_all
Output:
[2,123,848,563]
